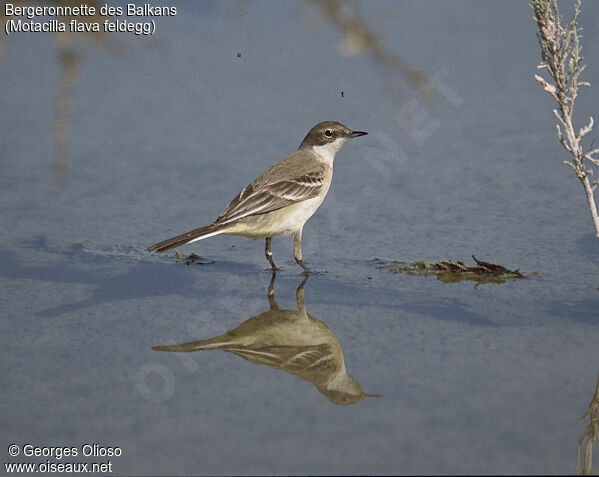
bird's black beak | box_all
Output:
[349,130,368,138]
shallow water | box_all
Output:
[2,1,599,475]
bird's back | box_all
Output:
[214,148,330,225]
[251,148,327,188]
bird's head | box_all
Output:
[299,121,367,163]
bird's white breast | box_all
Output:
[311,137,349,167]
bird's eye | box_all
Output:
[324,129,333,138]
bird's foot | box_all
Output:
[295,259,311,275]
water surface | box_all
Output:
[1,1,599,474]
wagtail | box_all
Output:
[146,121,367,272]
[154,275,379,404]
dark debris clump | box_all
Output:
[375,255,527,285]
[174,250,215,266]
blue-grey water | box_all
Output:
[2,1,599,475]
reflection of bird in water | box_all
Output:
[154,274,379,405]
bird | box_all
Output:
[146,121,367,272]
[153,274,379,405]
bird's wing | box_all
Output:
[214,168,326,225]
[225,344,337,374]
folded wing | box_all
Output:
[215,170,326,225]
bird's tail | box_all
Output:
[146,222,225,253]
[152,336,231,352]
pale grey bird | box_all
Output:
[146,121,367,272]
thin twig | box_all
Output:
[531,0,599,239]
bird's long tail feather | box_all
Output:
[152,336,231,352]
[146,223,225,253]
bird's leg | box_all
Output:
[267,271,279,310]
[293,229,310,274]
[265,237,279,271]
[295,274,309,314]
[267,272,276,297]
